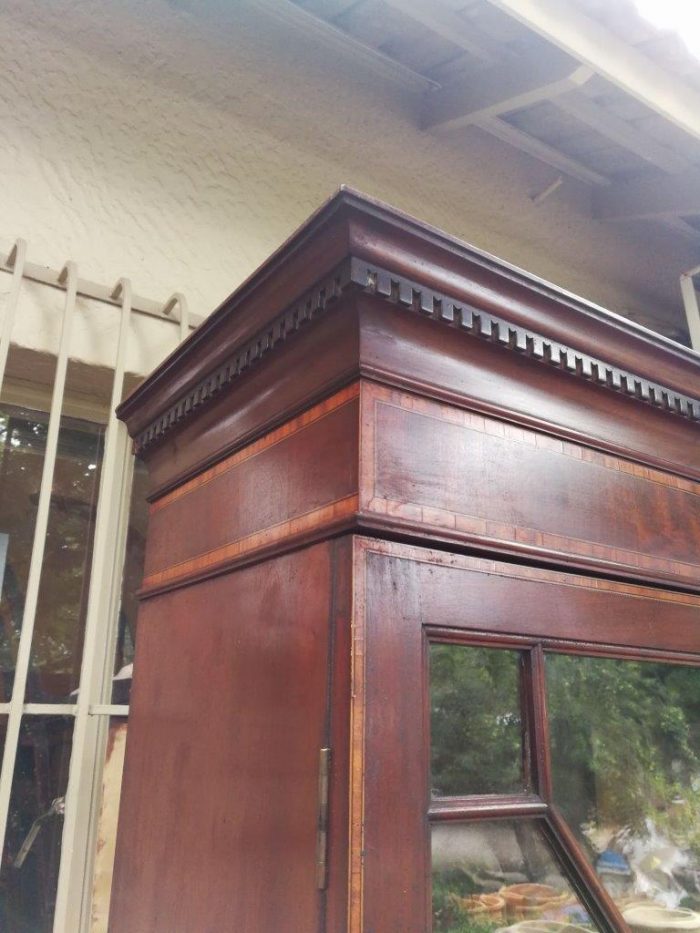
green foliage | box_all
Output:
[431,645,523,796]
[546,655,700,853]
[432,872,502,933]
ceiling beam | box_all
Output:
[593,167,700,220]
[254,0,437,91]
[423,49,592,131]
[661,216,700,244]
[382,0,507,62]
[486,0,700,143]
[478,116,610,186]
[554,92,691,175]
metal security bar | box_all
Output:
[680,264,700,351]
[0,245,195,932]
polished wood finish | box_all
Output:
[142,385,359,590]
[118,189,700,497]
[111,191,700,932]
[110,544,337,933]
[351,537,700,932]
[360,381,700,589]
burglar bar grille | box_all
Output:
[0,240,194,932]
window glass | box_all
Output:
[547,655,700,915]
[0,405,104,703]
[430,644,525,797]
[0,716,73,932]
[432,819,600,933]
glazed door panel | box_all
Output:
[351,539,700,933]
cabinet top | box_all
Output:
[118,187,700,455]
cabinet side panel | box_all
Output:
[326,537,353,933]
[142,388,360,591]
[143,300,360,497]
[109,544,334,933]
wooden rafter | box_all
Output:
[554,92,691,175]
[477,117,610,186]
[486,0,700,143]
[423,50,593,131]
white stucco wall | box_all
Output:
[0,0,696,375]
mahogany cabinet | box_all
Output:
[110,189,700,933]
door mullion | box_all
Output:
[522,644,553,801]
[544,806,629,933]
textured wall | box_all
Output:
[0,0,695,370]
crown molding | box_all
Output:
[131,255,700,454]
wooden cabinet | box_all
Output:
[110,189,700,933]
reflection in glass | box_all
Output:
[0,406,104,703]
[90,716,128,928]
[0,716,73,932]
[432,819,599,933]
[111,458,148,704]
[430,644,524,797]
[547,655,700,914]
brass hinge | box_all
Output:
[316,747,331,889]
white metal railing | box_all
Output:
[680,264,700,351]
[0,242,195,932]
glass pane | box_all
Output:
[430,644,525,797]
[111,458,148,704]
[432,819,600,932]
[90,716,128,930]
[547,655,700,914]
[0,716,73,932]
[0,405,104,703]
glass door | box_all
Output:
[428,641,700,933]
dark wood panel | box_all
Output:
[365,383,700,585]
[109,544,335,933]
[358,299,700,484]
[353,537,700,932]
[357,541,430,933]
[143,389,359,586]
[361,538,700,663]
[143,301,361,498]
[325,537,353,933]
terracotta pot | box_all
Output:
[457,893,506,919]
[499,884,571,919]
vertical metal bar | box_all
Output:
[178,294,190,343]
[680,271,700,351]
[162,292,190,344]
[55,283,192,932]
[77,445,134,933]
[53,280,133,932]
[0,261,79,860]
[0,239,27,394]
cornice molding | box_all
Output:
[133,256,700,453]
